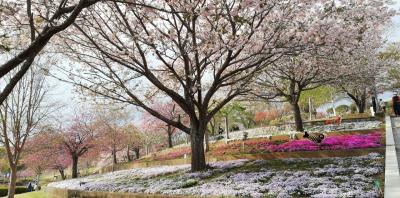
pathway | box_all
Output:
[385,116,400,197]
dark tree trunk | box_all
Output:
[291,102,304,132]
[357,99,366,113]
[346,90,366,114]
[167,127,173,148]
[205,129,210,152]
[71,154,79,178]
[134,147,140,159]
[112,147,117,165]
[7,166,17,198]
[190,121,207,172]
[127,146,132,162]
[59,169,66,180]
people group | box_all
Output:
[26,181,39,192]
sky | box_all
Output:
[386,0,400,43]
[50,1,400,119]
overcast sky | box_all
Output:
[386,0,400,42]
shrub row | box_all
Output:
[0,186,28,196]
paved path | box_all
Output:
[385,116,400,197]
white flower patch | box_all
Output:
[48,153,383,197]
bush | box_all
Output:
[350,104,358,113]
[270,119,281,126]
[181,179,198,188]
[336,105,349,115]
[0,186,27,196]
[215,135,224,140]
[17,178,32,186]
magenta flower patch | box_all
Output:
[265,132,382,152]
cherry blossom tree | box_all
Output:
[61,114,95,178]
[336,71,374,113]
[379,43,400,89]
[56,0,334,171]
[23,128,71,181]
[93,107,129,165]
[137,120,166,156]
[142,102,186,148]
[254,51,345,131]
[335,17,395,113]
[253,0,394,131]
[0,0,109,105]
[123,124,142,161]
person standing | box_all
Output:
[372,96,377,114]
[379,99,386,114]
[370,105,375,117]
[393,93,400,116]
[27,182,32,192]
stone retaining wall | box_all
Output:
[46,187,194,198]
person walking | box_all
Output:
[392,93,400,116]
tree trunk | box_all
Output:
[127,146,132,162]
[204,129,210,152]
[71,155,79,178]
[112,147,117,165]
[167,128,173,148]
[224,116,229,141]
[7,166,17,198]
[190,123,207,172]
[356,97,366,113]
[291,102,304,132]
[145,145,149,155]
[134,147,140,159]
[357,101,366,113]
[36,174,40,187]
[209,120,216,136]
[345,89,366,114]
[59,169,66,180]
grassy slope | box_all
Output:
[13,191,48,198]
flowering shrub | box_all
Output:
[150,132,381,160]
[154,147,191,161]
[268,132,381,152]
[213,131,382,155]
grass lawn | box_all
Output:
[13,191,48,198]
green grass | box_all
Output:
[13,191,48,198]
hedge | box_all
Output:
[0,186,28,196]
